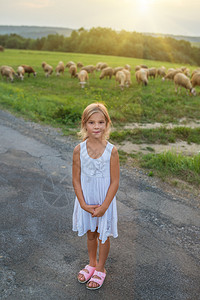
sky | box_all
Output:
[0,0,200,36]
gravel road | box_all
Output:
[0,109,199,300]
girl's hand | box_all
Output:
[82,204,100,215]
[92,205,107,218]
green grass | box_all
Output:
[110,127,200,145]
[141,151,200,186]
[1,49,200,189]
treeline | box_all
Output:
[1,27,200,65]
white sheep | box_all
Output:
[81,65,96,76]
[17,66,25,80]
[174,73,196,95]
[115,70,126,90]
[191,72,200,89]
[157,66,166,78]
[55,61,65,76]
[113,67,124,75]
[41,62,53,77]
[162,69,182,81]
[0,65,17,82]
[99,67,113,80]
[135,69,148,86]
[191,68,200,79]
[77,70,89,88]
[124,64,131,71]
[122,69,132,87]
[69,64,77,78]
[100,63,108,70]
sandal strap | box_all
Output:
[88,270,106,286]
[79,265,95,281]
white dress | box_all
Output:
[72,140,118,244]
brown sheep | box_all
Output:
[66,61,75,68]
[0,65,17,82]
[99,67,113,80]
[0,45,4,52]
[69,64,77,78]
[21,65,36,77]
[42,62,53,77]
[77,70,89,88]
[147,67,157,79]
[55,61,65,76]
[77,62,83,68]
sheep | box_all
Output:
[21,65,36,77]
[140,64,148,69]
[41,62,53,77]
[157,66,166,78]
[135,65,141,71]
[162,69,182,81]
[0,65,17,82]
[124,64,131,71]
[174,73,196,96]
[115,70,126,90]
[77,70,89,88]
[81,65,96,76]
[17,66,25,80]
[69,64,77,78]
[96,62,103,71]
[99,63,108,70]
[66,61,75,68]
[99,67,113,80]
[122,69,132,87]
[183,68,190,77]
[55,61,65,76]
[135,68,148,86]
[147,67,157,79]
[191,68,200,79]
[113,67,124,75]
[0,45,4,52]
[191,72,200,89]
[77,62,83,68]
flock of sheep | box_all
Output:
[1,60,200,95]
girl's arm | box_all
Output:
[92,146,120,218]
[72,144,99,215]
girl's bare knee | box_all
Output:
[87,230,98,241]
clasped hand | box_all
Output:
[83,204,106,217]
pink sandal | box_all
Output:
[77,265,96,283]
[86,270,106,290]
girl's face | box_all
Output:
[85,112,107,139]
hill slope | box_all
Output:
[0,25,73,39]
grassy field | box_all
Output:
[0,49,200,188]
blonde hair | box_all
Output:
[79,102,112,141]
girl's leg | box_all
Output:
[78,229,98,282]
[87,237,110,288]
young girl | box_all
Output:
[72,102,120,290]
